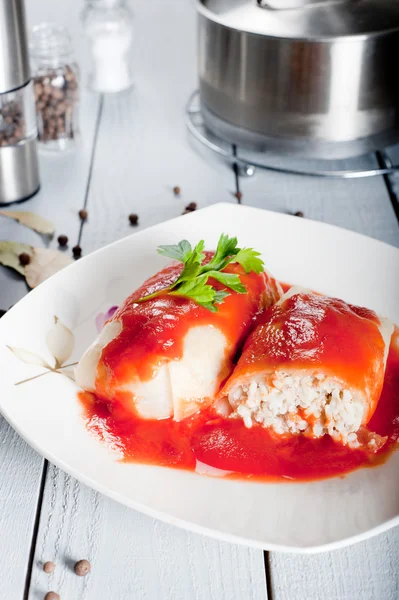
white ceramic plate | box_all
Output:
[0,203,398,553]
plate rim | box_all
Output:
[1,202,398,320]
[1,202,398,553]
[1,401,398,554]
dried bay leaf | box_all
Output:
[0,210,55,236]
[0,241,33,276]
[25,247,73,288]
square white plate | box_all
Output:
[0,203,398,553]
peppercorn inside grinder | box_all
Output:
[0,0,40,205]
[30,23,79,151]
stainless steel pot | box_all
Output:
[197,0,399,158]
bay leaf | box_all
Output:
[0,241,33,276]
[25,247,73,288]
[0,210,55,236]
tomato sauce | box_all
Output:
[94,256,276,395]
[222,292,388,424]
[79,327,399,483]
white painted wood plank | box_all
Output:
[31,465,266,600]
[0,2,101,598]
[237,150,399,247]
[0,421,43,599]
[238,150,399,597]
[78,0,235,255]
[0,89,100,309]
[0,0,100,310]
[27,1,266,599]
[269,531,399,600]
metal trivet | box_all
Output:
[186,91,399,180]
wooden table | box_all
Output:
[1,1,398,598]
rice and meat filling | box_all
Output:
[228,374,368,447]
[222,288,393,449]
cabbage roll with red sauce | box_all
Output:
[221,288,393,449]
[75,256,281,421]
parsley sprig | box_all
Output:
[134,234,264,312]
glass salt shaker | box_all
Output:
[81,0,134,94]
[29,23,79,151]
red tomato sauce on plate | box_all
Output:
[223,292,388,426]
[79,328,399,481]
[78,325,399,483]
[96,257,270,387]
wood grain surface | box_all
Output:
[238,156,399,600]
[30,465,266,600]
[0,2,100,597]
[27,1,266,599]
[0,1,397,599]
[269,532,399,600]
[237,150,399,247]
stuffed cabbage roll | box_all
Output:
[76,255,281,421]
[221,288,393,448]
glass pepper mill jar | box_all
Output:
[82,0,134,94]
[29,23,79,151]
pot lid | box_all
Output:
[197,0,399,40]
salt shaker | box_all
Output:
[82,0,134,93]
[30,23,79,151]
[0,0,39,204]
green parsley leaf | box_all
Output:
[202,234,239,273]
[170,273,208,295]
[178,288,230,313]
[157,239,192,262]
[207,270,246,294]
[197,302,218,313]
[233,248,264,274]
[213,290,230,304]
[176,240,205,282]
[170,275,216,304]
[136,233,265,311]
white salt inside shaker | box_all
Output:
[82,0,133,94]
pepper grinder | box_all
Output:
[0,0,40,205]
